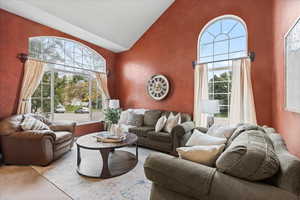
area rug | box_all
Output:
[32,147,155,200]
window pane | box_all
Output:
[229,51,247,59]
[206,20,221,36]
[32,85,41,97]
[214,40,229,55]
[53,72,90,123]
[214,94,229,105]
[42,99,51,113]
[222,19,238,34]
[200,44,213,57]
[42,84,51,97]
[230,37,246,52]
[215,106,229,118]
[200,32,214,44]
[31,99,41,113]
[215,34,228,42]
[214,81,230,93]
[91,79,103,121]
[229,23,246,38]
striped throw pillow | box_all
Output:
[21,116,50,131]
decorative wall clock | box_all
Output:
[147,75,170,100]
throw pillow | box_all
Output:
[127,112,144,127]
[155,115,167,132]
[216,130,280,181]
[163,113,181,133]
[119,110,129,125]
[21,116,50,131]
[177,144,225,166]
[144,110,162,126]
[207,125,237,139]
[186,129,227,146]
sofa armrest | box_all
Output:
[1,130,56,166]
[144,153,216,199]
[171,121,195,138]
[49,121,76,133]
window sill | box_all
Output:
[76,120,104,126]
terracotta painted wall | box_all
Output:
[0,9,117,121]
[273,0,300,158]
[115,0,274,125]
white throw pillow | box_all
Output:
[21,116,50,131]
[163,113,181,133]
[155,115,167,132]
[186,129,227,146]
[177,144,225,166]
[207,125,236,139]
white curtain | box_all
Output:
[194,63,209,127]
[95,72,110,109]
[229,58,257,125]
[17,60,45,114]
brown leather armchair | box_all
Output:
[0,114,76,166]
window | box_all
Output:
[198,16,247,123]
[29,37,106,123]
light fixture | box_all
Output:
[199,100,220,127]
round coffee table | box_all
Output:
[76,132,138,179]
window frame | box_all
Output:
[29,36,105,123]
[197,15,248,120]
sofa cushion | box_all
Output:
[54,131,73,144]
[144,110,162,126]
[163,113,181,133]
[129,126,154,137]
[207,125,237,139]
[127,112,144,127]
[186,129,227,146]
[216,130,280,181]
[177,144,225,166]
[148,131,172,143]
[155,115,167,132]
[161,111,191,123]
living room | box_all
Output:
[0,0,300,200]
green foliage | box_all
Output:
[65,105,82,112]
[104,108,121,125]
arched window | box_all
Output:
[29,37,106,123]
[198,15,248,121]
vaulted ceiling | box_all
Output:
[0,0,175,52]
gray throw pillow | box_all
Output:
[216,130,279,181]
[127,112,144,127]
[144,110,162,126]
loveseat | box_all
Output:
[120,109,194,155]
[144,125,300,200]
[0,114,76,166]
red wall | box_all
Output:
[273,0,300,158]
[0,9,117,120]
[115,0,274,125]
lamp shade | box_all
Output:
[109,99,120,109]
[199,100,220,114]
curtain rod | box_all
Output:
[17,53,110,76]
[192,51,255,69]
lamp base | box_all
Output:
[207,116,215,128]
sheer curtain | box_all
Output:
[194,63,209,127]
[95,72,110,109]
[229,58,257,125]
[17,60,45,114]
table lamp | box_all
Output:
[109,99,120,109]
[200,100,220,127]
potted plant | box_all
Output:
[103,108,121,130]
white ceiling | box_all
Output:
[0,0,174,52]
